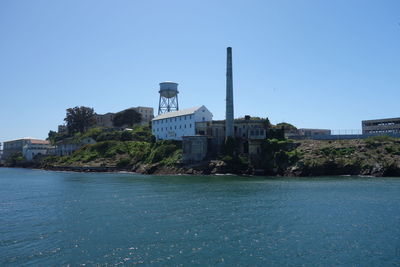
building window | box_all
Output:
[184,124,186,128]
[190,124,192,128]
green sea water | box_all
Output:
[1,168,399,266]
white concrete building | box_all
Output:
[152,106,213,140]
[362,117,400,134]
[3,138,50,160]
[22,140,53,161]
[54,137,96,156]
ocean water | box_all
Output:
[0,168,399,266]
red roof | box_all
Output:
[29,139,50,145]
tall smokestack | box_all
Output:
[225,47,234,139]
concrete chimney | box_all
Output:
[225,47,234,138]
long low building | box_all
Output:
[285,128,331,139]
[151,106,213,140]
[362,117,400,134]
[3,138,51,160]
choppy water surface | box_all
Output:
[0,168,399,266]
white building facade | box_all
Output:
[3,138,50,160]
[22,140,52,161]
[54,137,96,156]
[152,106,213,140]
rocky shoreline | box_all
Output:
[6,158,400,177]
[4,137,400,177]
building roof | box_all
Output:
[95,106,154,116]
[152,106,204,121]
[30,139,50,144]
[212,118,267,124]
[298,128,331,131]
[3,138,49,144]
[362,117,400,123]
[160,81,178,84]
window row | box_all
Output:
[154,124,192,132]
[153,115,193,124]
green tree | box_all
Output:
[264,117,272,128]
[222,136,237,157]
[6,152,25,166]
[64,106,96,134]
[275,122,297,130]
[47,130,57,142]
[112,109,142,127]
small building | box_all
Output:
[135,106,155,124]
[95,106,154,128]
[95,112,115,128]
[248,139,265,166]
[182,136,208,163]
[22,140,53,161]
[151,106,213,141]
[57,125,68,133]
[362,117,400,134]
[55,137,96,156]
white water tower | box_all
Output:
[158,81,179,115]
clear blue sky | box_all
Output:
[1,0,399,142]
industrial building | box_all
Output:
[179,47,271,161]
[195,116,268,153]
[152,47,270,162]
[151,106,213,141]
[362,117,400,134]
